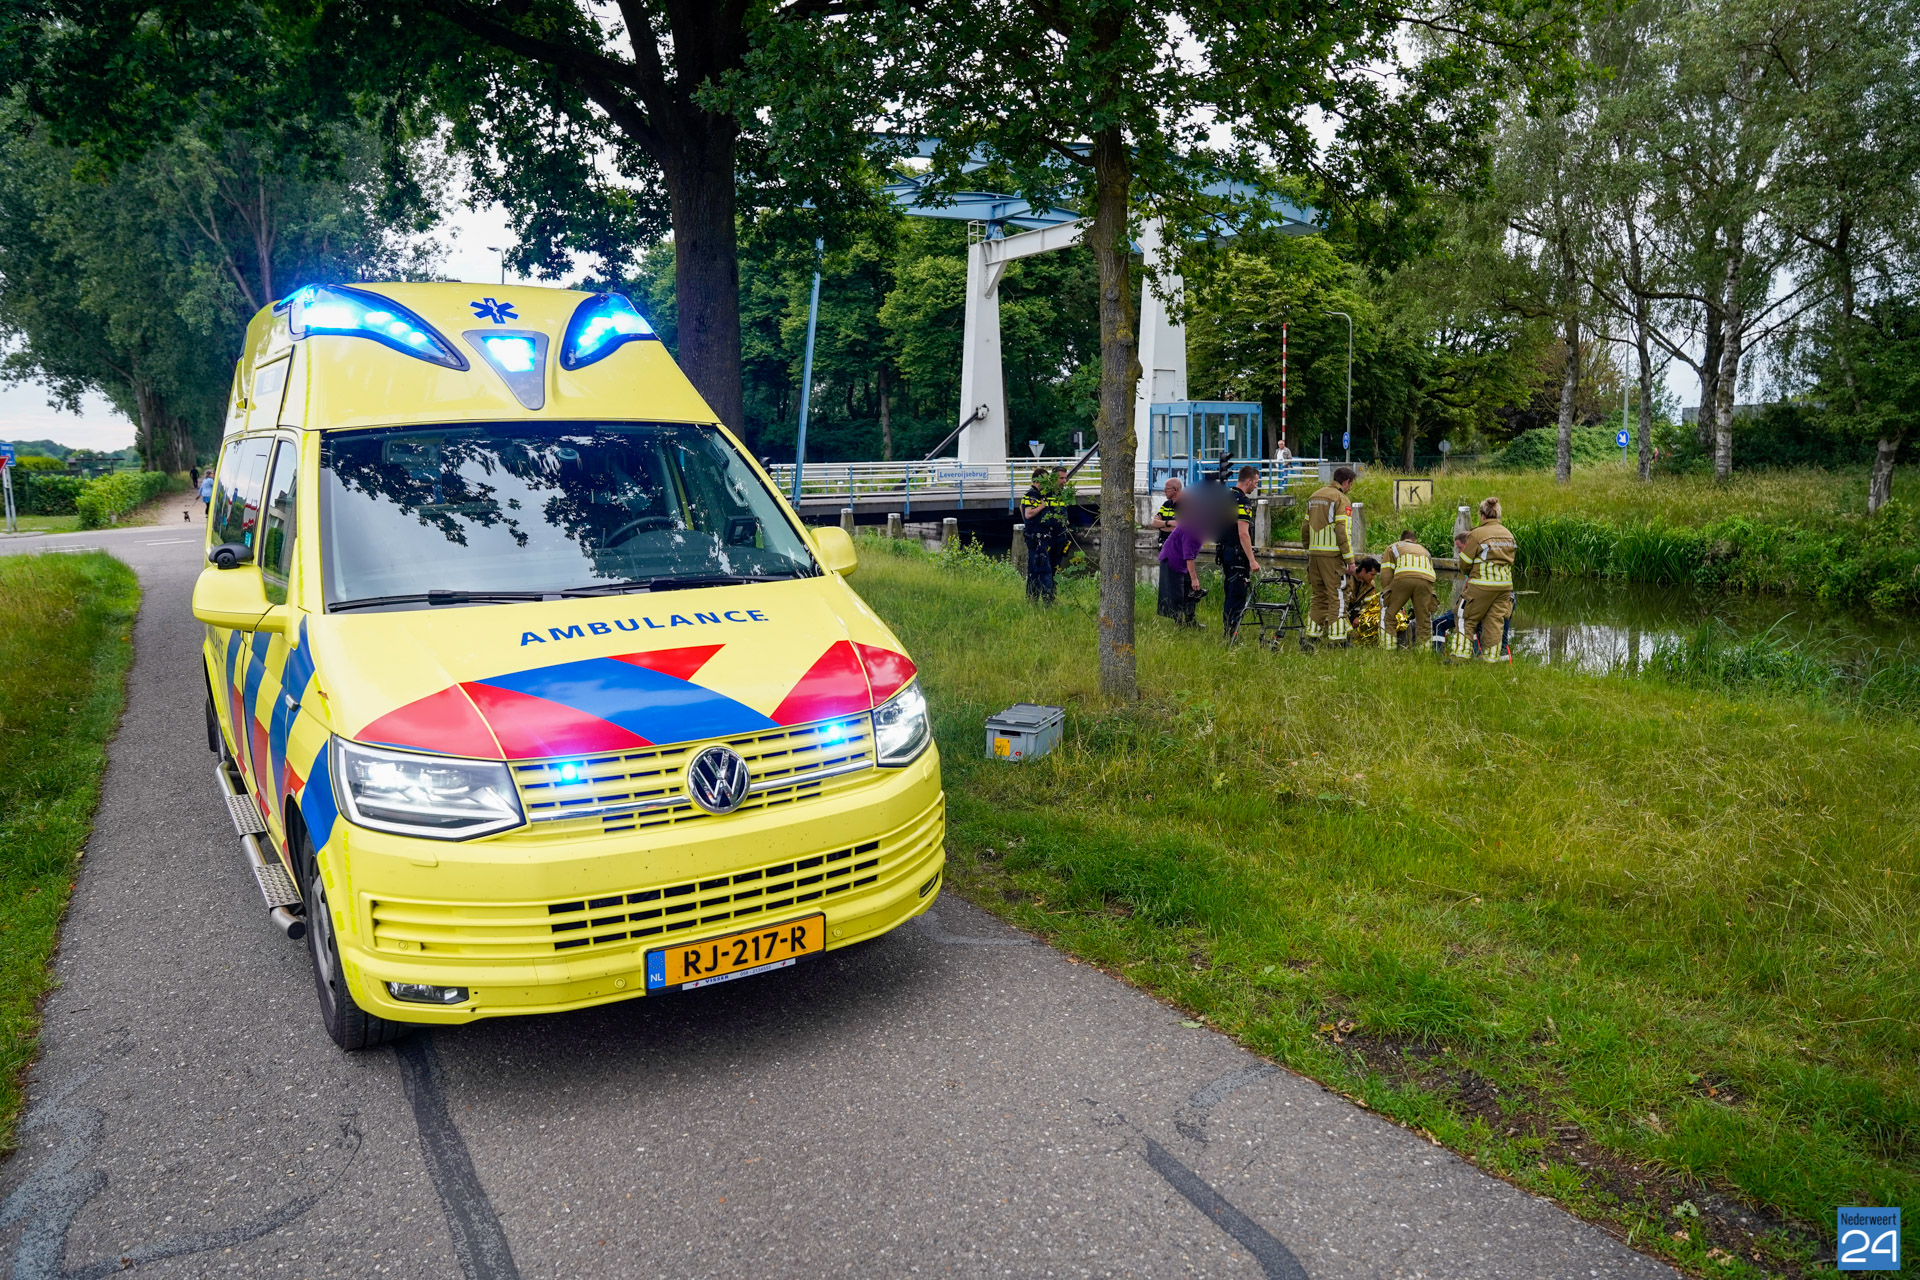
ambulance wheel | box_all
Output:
[304,862,407,1051]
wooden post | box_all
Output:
[942,516,958,548]
[1254,498,1271,550]
[886,511,903,539]
[840,507,855,536]
[1011,523,1027,575]
[1349,501,1366,554]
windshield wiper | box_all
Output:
[559,573,799,596]
[328,589,549,613]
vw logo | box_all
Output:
[685,746,751,814]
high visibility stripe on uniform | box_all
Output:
[1447,628,1474,658]
[1469,562,1513,587]
[1391,546,1435,579]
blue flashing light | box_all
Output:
[560,293,657,370]
[483,335,539,373]
[555,760,587,784]
[288,285,467,370]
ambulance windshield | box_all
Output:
[320,422,818,607]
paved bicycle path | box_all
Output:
[1,529,1674,1279]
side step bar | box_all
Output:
[214,763,306,940]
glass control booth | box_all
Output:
[1146,401,1266,487]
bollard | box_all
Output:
[1136,493,1156,527]
[942,516,958,548]
[887,511,903,539]
[1349,501,1366,554]
[1254,498,1271,550]
[840,507,855,536]
[1011,523,1027,575]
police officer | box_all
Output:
[1377,528,1438,649]
[1151,476,1185,618]
[1301,466,1356,646]
[1020,466,1063,604]
[1451,496,1516,660]
[1219,465,1261,639]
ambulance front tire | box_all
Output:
[301,842,408,1051]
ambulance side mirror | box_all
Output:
[192,566,289,633]
[207,542,252,569]
[814,526,858,577]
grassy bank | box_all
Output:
[0,553,139,1154]
[1304,466,1920,614]
[860,537,1916,1277]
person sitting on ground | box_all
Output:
[1345,556,1383,645]
[1157,502,1208,625]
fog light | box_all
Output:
[387,982,469,1005]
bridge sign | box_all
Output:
[944,468,991,483]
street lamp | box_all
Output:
[484,245,506,285]
[1326,310,1353,463]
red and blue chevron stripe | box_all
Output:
[355,640,915,760]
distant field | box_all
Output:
[1285,465,1920,614]
[0,553,139,1155]
[1311,463,1916,529]
[857,536,1918,1278]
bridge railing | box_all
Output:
[768,458,1103,508]
[766,456,1332,508]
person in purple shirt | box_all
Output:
[1156,506,1207,625]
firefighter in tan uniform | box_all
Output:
[1451,497,1516,660]
[1301,466,1356,646]
[1377,528,1438,649]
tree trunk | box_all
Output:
[1868,433,1902,514]
[1625,215,1654,481]
[1088,126,1139,703]
[1401,398,1418,471]
[1697,306,1722,452]
[664,133,746,438]
[1712,243,1745,481]
[1556,313,1577,485]
[877,363,893,462]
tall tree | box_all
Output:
[818,0,1566,700]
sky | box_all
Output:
[0,197,523,452]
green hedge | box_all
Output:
[13,473,86,517]
[75,471,170,529]
[1396,498,1920,615]
[1495,425,1628,470]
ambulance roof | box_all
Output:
[226,282,715,436]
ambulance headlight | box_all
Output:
[560,292,657,370]
[333,740,523,839]
[285,285,467,370]
[872,683,930,766]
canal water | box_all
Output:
[913,525,1907,673]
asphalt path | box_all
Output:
[1,524,1676,1279]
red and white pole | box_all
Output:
[1280,321,1288,450]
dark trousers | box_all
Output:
[1158,562,1198,624]
[1221,563,1251,639]
[1026,537,1057,603]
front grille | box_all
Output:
[369,798,943,959]
[510,715,874,839]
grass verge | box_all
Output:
[0,552,139,1155]
[859,535,1916,1278]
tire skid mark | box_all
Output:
[394,1035,520,1280]
[1,1064,363,1280]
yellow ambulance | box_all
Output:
[195,283,943,1048]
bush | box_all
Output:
[74,471,170,529]
[1494,425,1626,470]
[13,472,86,517]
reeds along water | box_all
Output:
[1649,619,1920,716]
[1400,507,1920,613]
